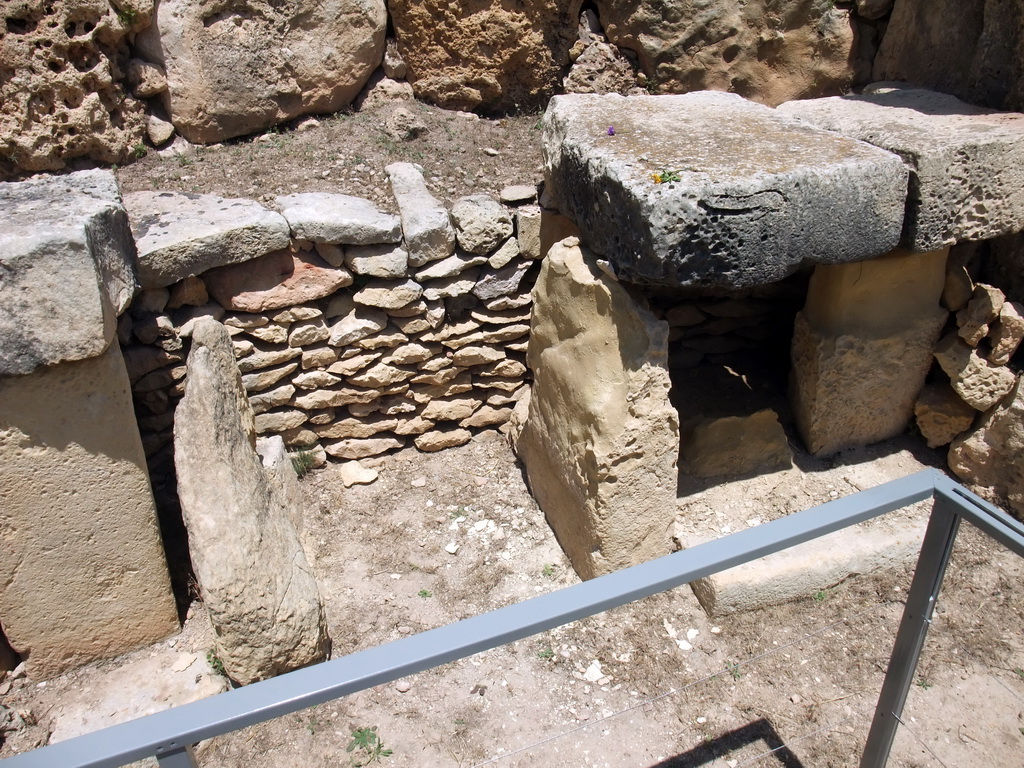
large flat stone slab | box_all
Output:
[125,191,291,289]
[0,170,136,376]
[779,86,1024,251]
[542,92,908,289]
[275,193,401,245]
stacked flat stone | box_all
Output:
[123,165,541,484]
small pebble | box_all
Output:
[445,541,460,554]
[483,147,500,156]
[395,680,411,693]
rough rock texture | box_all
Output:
[388,0,579,113]
[515,237,678,579]
[205,249,352,313]
[779,87,1024,252]
[275,193,401,245]
[874,0,1024,112]
[135,0,387,143]
[451,195,514,255]
[386,163,456,267]
[934,333,1017,411]
[174,318,329,684]
[915,381,977,449]
[596,0,862,106]
[0,0,150,177]
[679,410,792,478]
[790,248,948,456]
[0,341,178,679]
[125,191,290,289]
[543,92,908,289]
[0,170,136,376]
[949,376,1024,519]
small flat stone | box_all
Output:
[276,193,401,244]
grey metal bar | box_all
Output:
[859,494,962,768]
[933,475,1024,559]
[0,470,936,768]
[155,745,198,768]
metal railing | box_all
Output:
[2,469,1022,768]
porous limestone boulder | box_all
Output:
[873,0,1024,112]
[790,248,948,456]
[543,92,907,289]
[515,237,679,579]
[914,381,977,449]
[934,333,1017,411]
[595,0,860,106]
[174,317,329,684]
[0,170,136,376]
[135,0,387,143]
[388,0,578,112]
[679,410,792,478]
[125,191,291,290]
[949,376,1024,519]
[0,0,150,177]
[451,195,514,255]
[0,341,178,679]
[778,87,1024,252]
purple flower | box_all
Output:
[607,126,615,136]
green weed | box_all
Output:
[347,726,393,766]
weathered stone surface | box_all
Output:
[174,318,329,684]
[452,346,505,367]
[0,0,149,176]
[501,185,537,204]
[249,383,296,415]
[421,396,481,422]
[956,284,1006,347]
[423,272,481,301]
[206,249,351,312]
[338,460,379,487]
[414,427,473,452]
[327,351,380,377]
[516,206,543,260]
[353,279,423,310]
[915,381,977,449]
[293,370,342,390]
[544,93,907,289]
[473,262,531,301]
[950,375,1024,518]
[382,343,438,366]
[356,329,408,350]
[680,410,792,478]
[167,277,209,310]
[345,244,409,278]
[386,163,456,267]
[564,36,640,97]
[451,195,514,255]
[515,238,678,579]
[236,345,301,373]
[136,0,387,143]
[126,191,291,289]
[328,308,388,346]
[990,301,1024,366]
[415,251,488,281]
[254,409,308,434]
[293,386,380,410]
[461,405,513,429]
[779,87,1024,252]
[934,333,1018,411]
[349,362,416,388]
[598,0,859,108]
[276,193,401,245]
[246,323,289,345]
[323,436,404,459]
[1,170,136,376]
[394,415,436,436]
[0,341,178,679]
[241,362,299,394]
[314,414,399,440]
[873,0,1024,113]
[288,318,330,347]
[790,248,948,456]
[356,72,416,111]
[487,237,521,270]
[388,0,577,112]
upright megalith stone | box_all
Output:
[514,238,679,580]
[790,248,949,456]
[386,163,456,267]
[0,170,137,377]
[778,86,1024,252]
[542,92,908,289]
[174,318,329,684]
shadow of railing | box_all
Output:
[648,718,805,768]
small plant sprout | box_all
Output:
[813,590,828,602]
[916,676,932,690]
[651,169,682,184]
[725,661,742,681]
[537,647,555,660]
[291,448,316,478]
[347,726,393,766]
[206,650,226,677]
[542,563,555,579]
[418,589,432,598]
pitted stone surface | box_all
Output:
[126,191,291,289]
[779,87,1024,251]
[543,92,908,289]
[0,170,136,376]
[276,193,401,245]
[386,163,456,267]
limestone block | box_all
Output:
[205,249,352,312]
[423,272,481,301]
[957,284,1006,346]
[515,206,543,261]
[790,248,948,456]
[0,341,178,679]
[345,244,409,278]
[934,333,1018,411]
[473,262,531,301]
[349,363,416,388]
[254,409,308,434]
[356,329,408,350]
[241,362,299,394]
[515,238,678,580]
[249,384,296,415]
[990,301,1024,366]
[386,163,456,267]
[328,309,389,346]
[779,88,1024,251]
[415,252,489,281]
[914,381,977,449]
[328,352,381,377]
[314,415,399,440]
[288,318,330,347]
[125,191,291,289]
[174,318,329,684]
[136,0,386,143]
[543,93,907,289]
[452,346,505,367]
[950,376,1024,518]
[414,428,473,452]
[488,237,522,270]
[353,279,423,310]
[0,170,136,376]
[236,345,301,373]
[276,193,401,245]
[293,387,381,410]
[451,196,514,255]
[382,343,438,366]
[461,406,513,429]
[680,410,792,478]
[324,436,404,459]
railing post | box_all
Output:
[859,494,961,768]
[156,745,198,768]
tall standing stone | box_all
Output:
[515,238,679,579]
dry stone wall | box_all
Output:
[122,166,540,496]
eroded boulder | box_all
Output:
[174,317,329,684]
[515,237,678,579]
